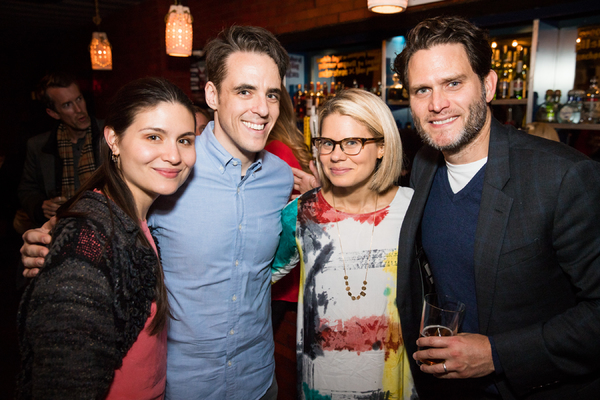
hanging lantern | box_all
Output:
[368,0,408,14]
[165,4,193,57]
[90,32,113,70]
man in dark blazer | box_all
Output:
[18,73,103,228]
[394,16,600,399]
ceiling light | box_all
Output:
[165,3,193,57]
[368,0,408,14]
[89,0,112,70]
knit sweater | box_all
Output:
[17,190,158,399]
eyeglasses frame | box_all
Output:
[312,137,384,156]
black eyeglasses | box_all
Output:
[312,137,384,155]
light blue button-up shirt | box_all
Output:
[148,122,293,399]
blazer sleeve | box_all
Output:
[494,158,600,393]
[20,217,120,399]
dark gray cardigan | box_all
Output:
[17,190,158,399]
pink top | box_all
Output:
[105,220,167,399]
[264,140,301,303]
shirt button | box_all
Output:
[233,161,238,166]
[237,188,240,194]
[219,166,224,171]
[228,360,232,366]
[230,329,234,335]
[232,295,237,301]
[235,260,239,266]
[238,224,242,230]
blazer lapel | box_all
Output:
[397,147,442,345]
[474,119,513,334]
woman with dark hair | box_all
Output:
[18,77,196,399]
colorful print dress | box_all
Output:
[272,187,418,400]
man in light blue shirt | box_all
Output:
[20,26,293,400]
[149,26,293,399]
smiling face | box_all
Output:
[319,113,384,195]
[105,102,196,217]
[46,83,91,134]
[408,43,496,161]
[205,51,282,172]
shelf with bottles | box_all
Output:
[490,35,530,102]
[535,77,600,127]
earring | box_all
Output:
[112,153,120,163]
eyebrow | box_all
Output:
[233,84,256,92]
[410,73,469,91]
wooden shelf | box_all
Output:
[387,100,409,106]
[491,98,528,105]
[546,123,600,131]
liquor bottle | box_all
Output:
[504,107,516,126]
[497,64,511,99]
[388,73,403,101]
[552,90,563,116]
[322,82,329,98]
[511,60,525,99]
[329,81,336,98]
[303,107,312,149]
[491,49,502,100]
[581,77,600,123]
[535,90,556,122]
[376,81,382,97]
[352,79,358,89]
[557,89,583,123]
[294,84,305,119]
[497,47,512,100]
[309,81,316,106]
[315,82,323,107]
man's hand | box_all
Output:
[291,161,321,199]
[414,333,495,379]
[21,217,56,278]
[41,196,66,219]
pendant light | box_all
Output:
[368,0,408,14]
[89,0,112,70]
[165,2,193,57]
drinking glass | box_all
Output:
[418,293,465,365]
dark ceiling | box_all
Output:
[2,0,600,48]
[0,0,144,33]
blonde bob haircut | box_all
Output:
[316,88,403,194]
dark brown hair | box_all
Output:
[59,77,195,335]
[205,25,290,92]
[393,16,492,89]
[267,84,312,171]
[37,72,79,111]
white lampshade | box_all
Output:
[368,0,408,14]
[89,32,112,70]
[165,5,193,57]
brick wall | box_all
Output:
[92,0,375,115]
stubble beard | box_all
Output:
[412,88,488,156]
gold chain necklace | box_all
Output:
[331,192,378,301]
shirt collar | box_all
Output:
[201,121,263,175]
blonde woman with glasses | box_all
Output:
[271,89,417,399]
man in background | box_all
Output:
[18,72,102,227]
[394,15,600,399]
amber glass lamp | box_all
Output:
[89,0,112,70]
[165,4,193,57]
